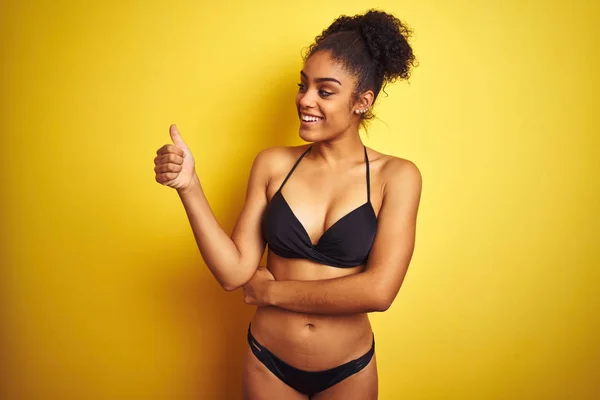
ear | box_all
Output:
[353,90,375,114]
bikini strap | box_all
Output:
[277,146,312,192]
[364,146,371,203]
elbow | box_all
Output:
[221,278,247,292]
[222,283,240,292]
[368,273,402,312]
[371,294,393,312]
[369,281,395,312]
[214,262,256,292]
[221,273,253,292]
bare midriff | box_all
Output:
[250,251,374,372]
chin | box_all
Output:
[300,126,343,143]
[298,128,322,143]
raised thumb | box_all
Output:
[169,124,188,149]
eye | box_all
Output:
[297,83,307,92]
[319,90,333,97]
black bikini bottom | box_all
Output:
[247,324,375,396]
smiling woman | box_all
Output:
[154,9,420,400]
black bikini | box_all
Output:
[248,146,378,395]
[247,325,375,396]
[262,145,378,268]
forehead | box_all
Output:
[302,51,355,84]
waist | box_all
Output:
[250,306,372,371]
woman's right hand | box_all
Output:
[154,124,198,192]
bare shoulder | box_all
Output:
[368,148,422,197]
[252,144,311,174]
[252,144,310,183]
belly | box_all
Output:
[250,251,373,371]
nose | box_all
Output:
[298,90,316,109]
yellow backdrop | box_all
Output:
[1,1,598,399]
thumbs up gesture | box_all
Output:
[154,124,197,191]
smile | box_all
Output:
[300,113,323,123]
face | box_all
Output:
[296,51,371,142]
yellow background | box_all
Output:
[1,0,598,399]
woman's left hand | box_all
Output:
[242,267,275,306]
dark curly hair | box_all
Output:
[304,9,417,125]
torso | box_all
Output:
[251,143,388,371]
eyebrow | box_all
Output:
[300,71,342,86]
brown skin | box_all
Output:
[154,50,422,399]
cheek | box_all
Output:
[324,102,352,123]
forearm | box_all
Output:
[177,176,251,290]
[266,272,390,315]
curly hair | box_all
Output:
[304,9,417,125]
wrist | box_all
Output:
[265,280,278,307]
[177,174,200,196]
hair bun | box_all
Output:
[357,10,416,83]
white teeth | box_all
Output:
[301,114,322,122]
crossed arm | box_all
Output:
[242,158,422,315]
[176,146,421,314]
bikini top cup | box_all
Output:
[261,146,378,268]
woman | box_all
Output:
[154,9,421,400]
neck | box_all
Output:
[309,129,365,167]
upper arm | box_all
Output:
[366,158,422,309]
[229,148,275,284]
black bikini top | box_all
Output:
[261,146,378,268]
